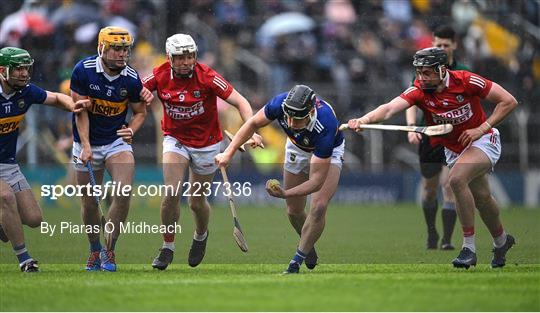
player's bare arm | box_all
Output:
[117,101,147,143]
[71,90,92,163]
[225,89,263,147]
[216,108,271,167]
[405,105,422,144]
[269,155,331,199]
[348,96,412,131]
[458,82,518,147]
[43,91,90,113]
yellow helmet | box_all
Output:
[97,26,133,53]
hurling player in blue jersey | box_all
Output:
[216,85,345,274]
[0,47,89,272]
[70,26,152,272]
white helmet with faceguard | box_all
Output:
[165,34,198,78]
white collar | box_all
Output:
[96,56,128,80]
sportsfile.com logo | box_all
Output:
[40,181,253,200]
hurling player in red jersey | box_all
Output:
[143,34,262,270]
[347,47,518,269]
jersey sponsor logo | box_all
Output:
[431,103,473,125]
[89,84,101,91]
[89,98,128,117]
[164,101,205,119]
[0,114,25,134]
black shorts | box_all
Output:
[418,134,446,179]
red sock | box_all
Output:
[163,232,175,243]
[489,225,504,238]
[462,226,475,237]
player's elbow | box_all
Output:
[508,96,518,110]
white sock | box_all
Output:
[493,231,507,248]
[462,235,476,253]
[194,230,208,241]
[162,241,175,251]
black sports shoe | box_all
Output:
[0,225,8,243]
[491,234,516,268]
[452,247,477,269]
[20,259,39,272]
[188,232,208,267]
[427,231,439,250]
[282,261,300,274]
[152,248,174,270]
[305,247,318,270]
[440,242,455,250]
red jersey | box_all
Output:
[143,62,234,148]
[400,70,493,153]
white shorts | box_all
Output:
[163,136,221,175]
[72,137,133,171]
[445,128,501,170]
[284,138,345,175]
[0,163,30,192]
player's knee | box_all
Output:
[448,174,467,191]
[309,202,328,222]
[442,182,453,197]
[188,199,206,213]
[286,206,304,218]
[423,188,438,202]
[0,190,16,210]
[24,213,43,228]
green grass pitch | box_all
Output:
[1,201,539,311]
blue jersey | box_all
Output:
[264,92,344,158]
[70,55,143,146]
[0,83,47,164]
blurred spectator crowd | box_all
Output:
[1,0,539,170]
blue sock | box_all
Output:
[14,244,31,265]
[90,239,102,252]
[291,248,306,266]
